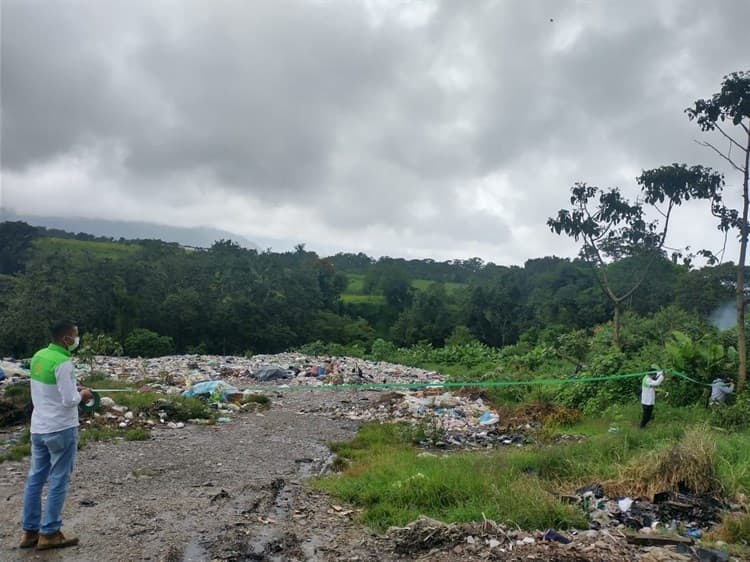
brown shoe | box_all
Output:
[19,530,39,548]
[36,531,79,550]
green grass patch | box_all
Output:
[35,237,141,259]
[317,422,587,532]
[124,428,151,441]
[318,412,750,534]
[149,396,215,421]
[3,383,31,403]
[410,279,466,294]
[243,393,271,411]
[78,427,121,447]
[0,442,31,462]
[79,372,133,390]
[114,392,161,412]
[345,273,366,294]
[340,294,386,304]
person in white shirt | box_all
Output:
[20,320,92,551]
[710,377,734,405]
[640,370,665,428]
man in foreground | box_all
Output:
[640,369,665,428]
[20,320,92,550]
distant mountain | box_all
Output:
[1,210,258,249]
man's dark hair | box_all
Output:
[50,319,77,341]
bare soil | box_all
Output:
[0,390,720,561]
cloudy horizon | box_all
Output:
[1,0,749,265]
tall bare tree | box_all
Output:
[687,70,750,391]
[549,165,723,347]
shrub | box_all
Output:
[370,338,397,361]
[124,428,151,441]
[610,426,719,497]
[79,332,124,356]
[149,396,214,421]
[711,392,750,431]
[710,513,750,545]
[186,343,208,355]
[124,328,175,358]
[444,326,476,347]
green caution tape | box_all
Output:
[240,370,655,392]
[240,369,715,392]
[86,369,713,398]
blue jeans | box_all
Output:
[22,427,78,534]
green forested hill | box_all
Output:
[0,220,737,358]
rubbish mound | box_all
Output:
[571,483,724,534]
[81,353,442,390]
[313,389,532,449]
[387,516,507,555]
[385,515,702,561]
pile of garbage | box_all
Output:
[571,483,724,536]
[81,353,442,389]
[0,359,28,385]
[299,389,533,449]
[383,515,726,561]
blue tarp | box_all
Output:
[182,380,238,400]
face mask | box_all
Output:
[67,336,80,352]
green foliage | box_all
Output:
[80,332,124,356]
[0,427,31,462]
[243,393,271,411]
[124,328,175,358]
[370,338,397,361]
[712,513,750,546]
[0,442,31,462]
[321,406,750,534]
[124,428,151,441]
[186,343,208,355]
[320,423,587,532]
[78,427,122,448]
[0,219,741,361]
[35,237,140,259]
[711,392,750,431]
[150,396,215,422]
[444,325,476,347]
[0,221,38,275]
[664,329,734,406]
[3,382,31,404]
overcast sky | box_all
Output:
[1,0,749,264]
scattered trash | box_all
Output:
[576,483,605,498]
[251,367,293,382]
[618,497,633,513]
[685,527,702,539]
[182,380,238,401]
[695,547,730,562]
[478,411,499,425]
[542,528,571,544]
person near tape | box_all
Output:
[19,320,92,551]
[640,369,665,428]
[710,376,734,405]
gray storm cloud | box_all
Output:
[2,0,749,261]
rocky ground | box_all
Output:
[0,355,741,561]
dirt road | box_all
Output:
[1,391,391,561]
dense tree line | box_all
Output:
[0,220,737,358]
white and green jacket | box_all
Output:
[29,343,81,434]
